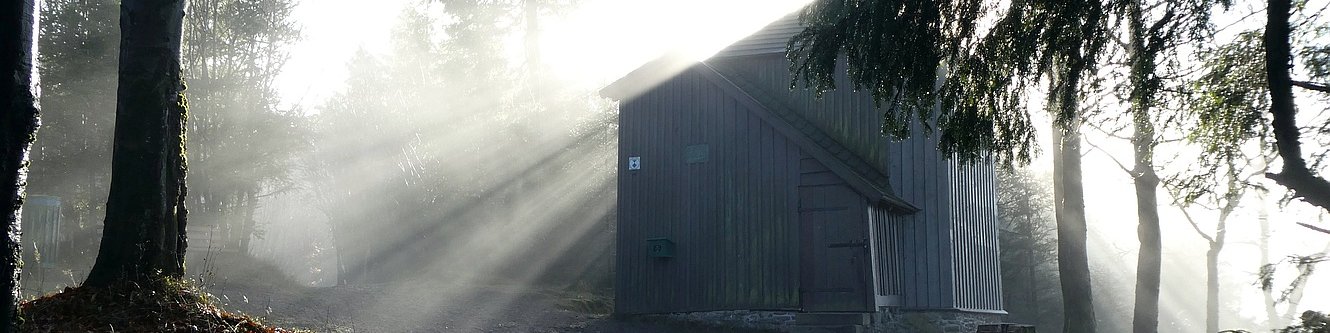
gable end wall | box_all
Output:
[616,67,802,314]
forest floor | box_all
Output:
[205,280,779,333]
[186,255,778,333]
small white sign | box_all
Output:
[628,156,641,170]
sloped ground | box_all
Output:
[21,278,299,333]
[206,279,782,333]
[14,251,783,332]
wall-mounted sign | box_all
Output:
[628,156,641,170]
[646,237,675,258]
[684,144,709,164]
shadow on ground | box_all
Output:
[195,255,779,332]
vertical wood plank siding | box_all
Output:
[708,56,1003,312]
[616,67,801,315]
[884,125,958,310]
[708,56,895,177]
[709,46,973,308]
[946,159,1003,311]
[615,47,1005,313]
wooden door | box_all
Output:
[799,184,872,312]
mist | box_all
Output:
[12,0,1330,332]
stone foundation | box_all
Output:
[871,309,1005,333]
[652,310,797,331]
[632,309,1004,333]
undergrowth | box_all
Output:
[20,276,305,332]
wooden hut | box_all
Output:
[601,12,1005,332]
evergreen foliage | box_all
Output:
[788,0,1109,166]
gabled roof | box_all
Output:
[598,52,697,101]
[602,59,916,212]
[600,9,917,213]
[690,63,918,212]
[711,12,802,58]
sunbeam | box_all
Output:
[15,0,1330,332]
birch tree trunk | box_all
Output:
[1259,194,1280,327]
[0,0,41,330]
[84,0,191,288]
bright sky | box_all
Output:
[275,0,812,109]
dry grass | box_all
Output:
[20,277,306,333]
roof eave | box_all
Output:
[692,63,920,214]
[599,52,697,101]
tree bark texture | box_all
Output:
[1053,119,1096,333]
[1053,107,1095,331]
[237,190,255,254]
[1206,168,1241,333]
[1259,195,1280,327]
[0,0,40,330]
[84,0,191,288]
[1051,73,1096,332]
[1125,1,1161,332]
[1205,239,1222,332]
[1262,0,1330,212]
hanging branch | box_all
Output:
[1263,0,1330,213]
[1298,222,1330,235]
[1291,80,1330,93]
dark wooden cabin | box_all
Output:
[601,13,1004,327]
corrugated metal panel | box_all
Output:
[869,204,903,299]
[616,66,802,315]
[947,158,1004,311]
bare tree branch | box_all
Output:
[1178,206,1216,243]
[1083,138,1134,174]
[1264,0,1330,213]
[1292,80,1330,93]
[1086,121,1133,140]
[1298,222,1330,235]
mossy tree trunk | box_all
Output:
[1,0,41,330]
[84,0,191,288]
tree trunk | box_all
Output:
[1262,0,1330,212]
[1125,1,1161,331]
[524,0,541,73]
[1281,242,1330,324]
[1052,106,1096,332]
[1205,240,1221,332]
[237,190,256,255]
[1207,168,1240,333]
[84,0,191,288]
[1259,193,1279,327]
[1050,40,1097,331]
[0,0,41,330]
